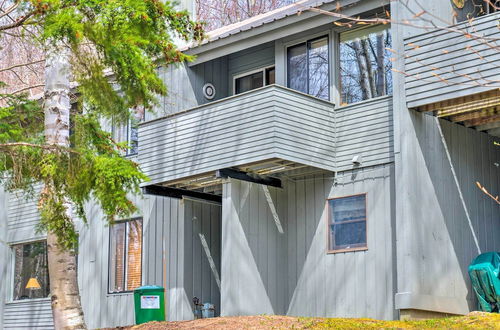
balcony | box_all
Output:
[404,12,500,135]
[138,85,336,192]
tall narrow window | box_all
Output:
[13,241,50,300]
[112,107,145,156]
[287,36,329,100]
[328,194,367,252]
[340,26,392,105]
[109,218,143,293]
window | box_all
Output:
[328,194,367,252]
[287,36,329,100]
[234,66,275,95]
[109,218,143,293]
[340,26,392,105]
[12,241,50,300]
[112,107,145,156]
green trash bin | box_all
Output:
[134,285,166,324]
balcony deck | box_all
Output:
[404,12,500,135]
[138,85,336,191]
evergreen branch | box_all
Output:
[0,142,80,154]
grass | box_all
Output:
[129,312,500,329]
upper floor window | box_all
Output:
[328,194,367,253]
[13,241,50,300]
[113,107,145,156]
[340,26,392,105]
[109,218,143,293]
[287,36,329,100]
[234,66,275,95]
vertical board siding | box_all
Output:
[227,42,275,95]
[221,165,395,320]
[77,194,219,327]
[188,57,229,106]
[404,12,500,108]
[182,199,221,319]
[3,299,54,329]
[396,114,500,313]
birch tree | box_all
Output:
[0,1,203,329]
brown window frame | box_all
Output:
[327,193,368,254]
[108,217,143,294]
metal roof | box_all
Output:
[192,0,334,47]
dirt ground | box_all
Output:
[113,312,500,329]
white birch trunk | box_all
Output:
[44,45,87,330]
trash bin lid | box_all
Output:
[134,285,164,293]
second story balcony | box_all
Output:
[138,85,336,193]
[404,12,500,136]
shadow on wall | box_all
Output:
[411,112,500,308]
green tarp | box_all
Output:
[468,252,500,312]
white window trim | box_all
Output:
[108,217,143,294]
[9,239,48,302]
[232,65,276,95]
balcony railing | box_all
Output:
[138,85,336,189]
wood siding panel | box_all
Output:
[335,96,394,170]
[6,187,45,243]
[395,113,500,314]
[404,12,500,108]
[3,299,54,329]
[221,165,395,320]
[139,85,336,186]
[227,42,275,95]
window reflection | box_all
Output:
[13,241,50,300]
[287,36,330,100]
[340,26,392,105]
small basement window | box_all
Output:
[109,218,143,293]
[234,66,275,95]
[328,194,367,253]
[12,241,50,300]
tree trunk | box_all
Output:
[44,45,87,330]
[352,40,372,100]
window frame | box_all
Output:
[125,109,145,157]
[10,239,50,301]
[326,193,368,254]
[107,217,143,294]
[285,33,331,101]
[232,65,276,95]
[338,24,392,105]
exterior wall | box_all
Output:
[392,0,500,316]
[221,164,396,320]
[188,57,229,105]
[1,188,54,330]
[227,42,275,95]
[181,198,221,319]
[0,186,8,329]
[78,194,221,327]
[335,96,394,171]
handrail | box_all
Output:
[140,84,335,127]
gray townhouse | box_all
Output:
[1,0,499,328]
